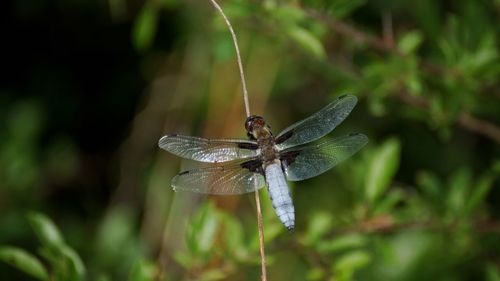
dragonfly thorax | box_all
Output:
[245,115,278,163]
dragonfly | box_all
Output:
[158,94,368,231]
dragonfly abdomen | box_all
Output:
[264,161,295,231]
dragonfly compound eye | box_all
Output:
[244,116,255,131]
[245,115,265,132]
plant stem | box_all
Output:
[207,1,266,280]
[208,0,251,117]
[255,188,267,281]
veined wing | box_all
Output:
[172,159,266,195]
[159,134,259,163]
[280,133,368,181]
[275,95,358,150]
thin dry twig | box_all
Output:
[209,0,251,117]
[208,1,267,280]
[382,11,394,49]
[254,189,267,281]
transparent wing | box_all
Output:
[276,95,358,150]
[159,134,259,163]
[172,159,266,195]
[281,133,368,181]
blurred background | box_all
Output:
[1,0,499,280]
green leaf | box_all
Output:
[397,31,423,54]
[27,212,64,250]
[333,250,371,276]
[305,212,333,245]
[186,202,220,255]
[223,0,253,19]
[59,244,86,281]
[220,213,246,259]
[306,267,325,280]
[464,173,494,214]
[364,138,401,204]
[96,274,112,281]
[132,3,158,51]
[406,70,423,95]
[417,170,443,200]
[0,246,49,281]
[368,98,387,116]
[467,34,498,72]
[27,213,85,281]
[317,234,367,253]
[273,5,306,23]
[486,262,500,281]
[446,167,472,217]
[286,26,326,59]
[94,206,136,265]
[173,251,193,269]
[327,0,365,18]
[129,259,157,281]
[373,189,403,215]
[199,268,228,281]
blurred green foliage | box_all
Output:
[1,0,500,280]
[0,213,84,281]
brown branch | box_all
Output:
[305,8,500,144]
[458,113,500,143]
[305,8,446,76]
[382,11,395,49]
[333,215,500,235]
[305,9,398,55]
[397,91,500,143]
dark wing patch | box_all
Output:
[240,159,264,174]
[275,130,294,145]
[237,142,259,150]
[279,150,300,166]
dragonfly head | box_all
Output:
[245,115,270,139]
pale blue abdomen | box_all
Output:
[264,161,295,231]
